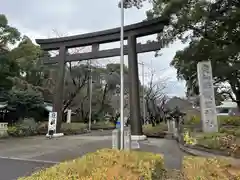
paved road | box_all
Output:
[0,130,186,179]
[0,159,52,180]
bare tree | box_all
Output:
[145,69,168,126]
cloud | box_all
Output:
[1,0,187,97]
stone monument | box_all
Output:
[112,129,121,149]
[197,61,218,132]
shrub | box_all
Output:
[36,122,48,135]
[184,115,201,126]
[235,128,240,137]
[183,131,197,145]
[7,118,38,137]
[218,116,240,126]
[7,126,20,137]
[196,133,236,150]
[19,149,165,180]
[17,118,38,136]
[91,121,115,130]
[220,126,240,137]
[143,123,168,138]
[230,143,240,158]
[183,156,240,179]
[220,126,236,135]
[36,122,88,135]
[61,123,87,135]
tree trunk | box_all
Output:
[96,84,108,116]
[237,101,240,112]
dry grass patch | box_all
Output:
[19,149,165,180]
[183,156,240,180]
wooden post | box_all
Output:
[128,35,143,136]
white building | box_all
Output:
[216,100,238,116]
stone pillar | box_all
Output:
[53,46,66,132]
[67,109,72,123]
[197,61,218,133]
[127,35,143,136]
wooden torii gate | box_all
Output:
[36,17,169,137]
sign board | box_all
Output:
[116,120,121,129]
[197,61,218,132]
[48,112,57,133]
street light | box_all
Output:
[120,0,125,150]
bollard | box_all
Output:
[112,129,120,149]
[124,127,131,150]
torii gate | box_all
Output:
[36,17,169,138]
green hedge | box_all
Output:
[7,121,116,137]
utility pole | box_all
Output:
[139,62,146,123]
[120,0,125,150]
[88,44,99,131]
[88,60,92,131]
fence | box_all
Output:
[0,122,8,136]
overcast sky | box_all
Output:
[1,0,188,97]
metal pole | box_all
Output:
[120,0,125,150]
[88,61,92,131]
[142,63,146,124]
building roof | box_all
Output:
[43,102,76,114]
[44,103,53,112]
[164,97,193,112]
[217,101,237,108]
[0,102,8,109]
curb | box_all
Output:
[178,143,198,156]
[0,156,59,164]
[145,135,165,139]
[178,141,240,158]
[178,142,240,165]
[178,141,228,157]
